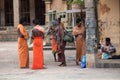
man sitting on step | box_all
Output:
[101,37,116,59]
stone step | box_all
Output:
[0,34,17,41]
[29,45,75,50]
[96,59,120,68]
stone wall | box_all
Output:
[97,0,120,54]
[0,26,33,41]
[0,27,17,41]
[51,0,67,11]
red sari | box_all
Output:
[32,37,44,69]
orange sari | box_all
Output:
[72,25,85,63]
[51,35,58,52]
[17,24,29,68]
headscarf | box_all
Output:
[51,20,59,26]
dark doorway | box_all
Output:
[4,0,14,26]
[19,0,30,25]
[34,0,45,25]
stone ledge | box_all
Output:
[29,46,75,50]
[96,59,120,68]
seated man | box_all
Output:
[101,37,116,59]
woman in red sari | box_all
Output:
[31,19,44,69]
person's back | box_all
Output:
[31,19,44,69]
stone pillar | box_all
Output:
[85,0,97,67]
[0,0,5,26]
[13,0,19,27]
[45,1,51,25]
[30,0,35,25]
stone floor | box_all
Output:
[0,42,120,80]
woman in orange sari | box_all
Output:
[72,18,85,65]
[32,19,44,69]
[51,34,58,62]
[17,18,29,69]
[50,23,58,62]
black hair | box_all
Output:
[58,17,61,24]
[106,37,111,42]
[33,19,40,25]
[62,15,66,18]
[19,18,25,24]
[76,18,82,24]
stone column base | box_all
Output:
[86,54,96,68]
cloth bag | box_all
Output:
[102,52,109,59]
[63,30,74,43]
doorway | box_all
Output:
[34,0,45,25]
